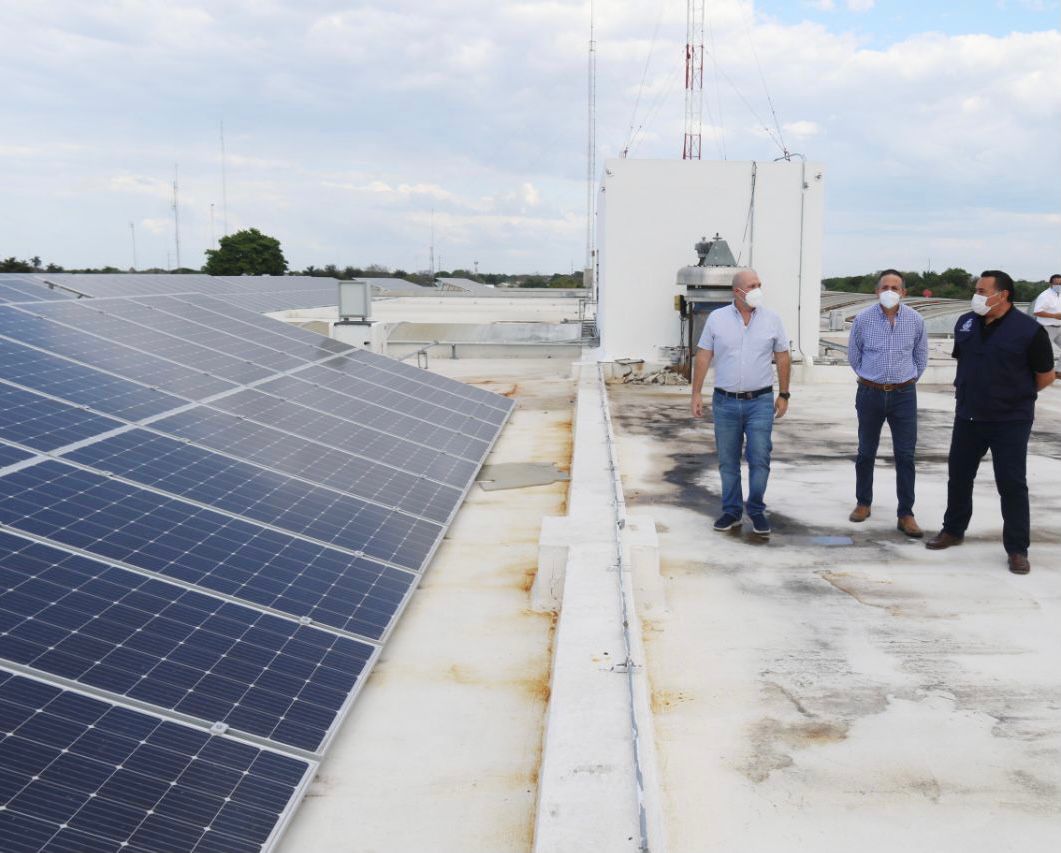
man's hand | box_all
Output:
[774,396,789,419]
[692,392,704,418]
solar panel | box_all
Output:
[0,668,314,853]
[23,302,276,386]
[0,308,236,402]
[0,278,515,849]
[0,530,372,751]
[0,458,417,638]
[0,281,70,304]
[252,376,491,460]
[0,337,186,421]
[275,365,503,443]
[131,296,351,364]
[0,382,122,452]
[0,444,34,470]
[63,426,456,542]
[202,386,480,484]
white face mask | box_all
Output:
[970,293,992,316]
[741,288,764,309]
[1052,284,1061,293]
[878,290,901,310]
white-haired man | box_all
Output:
[691,269,791,536]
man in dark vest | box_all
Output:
[926,270,1056,574]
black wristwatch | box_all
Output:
[778,391,791,400]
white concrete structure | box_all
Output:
[596,158,825,364]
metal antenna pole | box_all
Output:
[220,120,229,236]
[172,164,182,270]
[129,222,138,270]
[585,0,597,276]
[683,0,704,159]
[210,203,216,249]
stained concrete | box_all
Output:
[609,378,1061,852]
[275,360,573,853]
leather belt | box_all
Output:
[858,378,915,392]
[715,386,773,400]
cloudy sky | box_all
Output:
[2,0,1058,277]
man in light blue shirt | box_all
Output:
[847,269,928,537]
[691,269,791,536]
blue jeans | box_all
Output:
[854,383,918,517]
[943,418,1032,555]
[712,391,774,517]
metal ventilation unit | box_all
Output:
[674,233,742,374]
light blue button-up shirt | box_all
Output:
[848,303,927,384]
[697,304,789,392]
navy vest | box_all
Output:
[953,308,1040,422]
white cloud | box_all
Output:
[0,0,1057,276]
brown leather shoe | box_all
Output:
[1008,553,1030,575]
[925,530,963,550]
[849,504,871,522]
[897,516,923,538]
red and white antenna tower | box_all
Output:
[682,0,704,159]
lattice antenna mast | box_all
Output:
[683,0,705,159]
[585,0,597,275]
[220,120,229,237]
[172,164,182,270]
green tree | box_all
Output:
[204,228,288,276]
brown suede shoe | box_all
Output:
[925,531,963,550]
[897,516,923,538]
[849,504,871,522]
[1008,553,1030,575]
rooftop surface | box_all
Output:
[610,374,1061,851]
[272,350,1061,852]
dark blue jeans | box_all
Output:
[712,391,774,517]
[855,383,917,517]
[942,418,1032,555]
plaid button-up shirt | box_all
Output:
[848,302,927,384]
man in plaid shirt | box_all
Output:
[847,269,928,537]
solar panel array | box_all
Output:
[0,274,514,851]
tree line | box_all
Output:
[823,268,1053,303]
[3,227,586,288]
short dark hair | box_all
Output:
[1049,273,1061,284]
[878,268,904,284]
[980,269,1014,302]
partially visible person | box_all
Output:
[926,270,1056,575]
[1032,273,1061,374]
[690,269,791,537]
[847,269,928,537]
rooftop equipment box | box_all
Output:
[595,158,824,364]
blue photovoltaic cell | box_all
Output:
[23,303,275,387]
[185,295,353,354]
[257,375,491,461]
[132,406,462,524]
[0,307,235,402]
[0,278,70,304]
[0,530,371,751]
[71,300,306,373]
[0,668,313,853]
[335,348,513,425]
[64,427,452,544]
[0,460,415,639]
[0,382,122,452]
[0,445,33,469]
[0,337,184,421]
[132,296,347,366]
[298,362,502,441]
[205,386,480,485]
